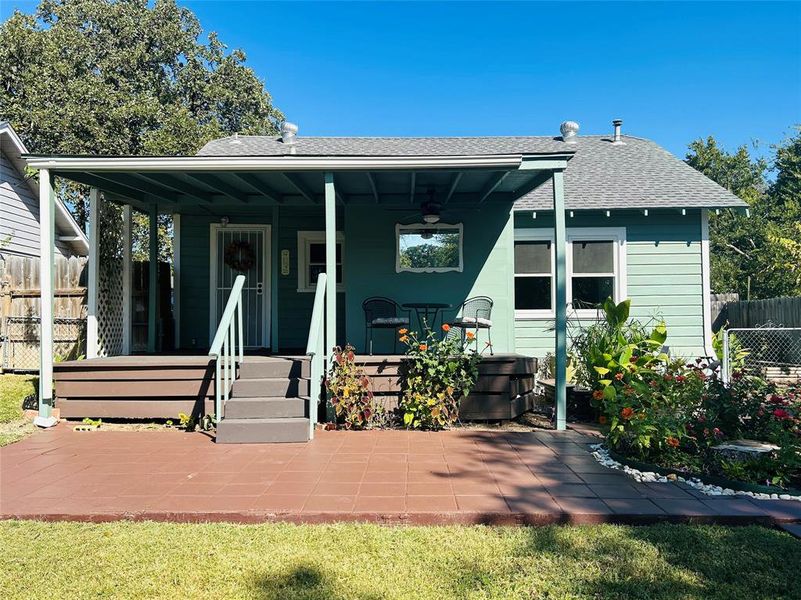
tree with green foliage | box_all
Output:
[686,130,801,299]
[0,0,283,259]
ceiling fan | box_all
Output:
[387,187,478,224]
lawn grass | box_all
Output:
[1,521,799,599]
[0,374,36,446]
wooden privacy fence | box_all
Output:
[0,254,87,372]
[722,296,801,329]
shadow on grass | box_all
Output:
[251,565,384,600]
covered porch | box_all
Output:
[28,144,574,436]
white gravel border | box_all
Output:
[590,443,801,502]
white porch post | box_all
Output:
[36,169,55,424]
[86,187,100,358]
[553,170,568,431]
[172,212,181,349]
[122,205,133,354]
[324,172,336,360]
[147,204,158,353]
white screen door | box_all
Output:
[210,224,271,349]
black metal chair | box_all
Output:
[450,296,494,355]
[362,297,411,355]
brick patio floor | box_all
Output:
[2,425,800,525]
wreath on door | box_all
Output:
[224,240,257,272]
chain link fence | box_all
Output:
[1,316,86,372]
[722,327,801,385]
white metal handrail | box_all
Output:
[209,274,245,420]
[304,273,327,440]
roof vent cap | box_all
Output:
[230,132,242,145]
[280,121,298,145]
[560,121,579,143]
[612,119,624,144]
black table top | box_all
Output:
[402,302,454,309]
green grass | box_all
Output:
[0,374,36,446]
[1,522,799,599]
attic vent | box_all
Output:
[560,121,579,143]
[612,119,623,144]
[230,132,242,145]
[281,121,298,145]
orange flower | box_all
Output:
[399,335,409,343]
[466,331,476,341]
[592,390,604,401]
[620,407,634,420]
[398,328,408,335]
[599,415,608,425]
[666,436,680,448]
[419,343,428,351]
[441,323,451,332]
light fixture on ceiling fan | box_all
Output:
[421,188,441,223]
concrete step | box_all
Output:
[224,397,307,419]
[216,417,310,443]
[239,358,310,379]
[232,377,309,398]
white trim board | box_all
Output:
[208,223,271,349]
[296,230,345,293]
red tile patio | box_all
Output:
[2,425,800,526]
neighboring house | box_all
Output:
[0,122,88,258]
[26,119,745,440]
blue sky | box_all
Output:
[2,1,799,159]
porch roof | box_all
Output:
[24,152,572,214]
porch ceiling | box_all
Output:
[27,153,571,214]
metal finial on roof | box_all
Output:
[560,121,579,143]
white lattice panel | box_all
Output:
[97,201,125,357]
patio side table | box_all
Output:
[401,302,453,333]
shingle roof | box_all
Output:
[198,135,572,157]
[197,133,746,210]
[514,135,746,210]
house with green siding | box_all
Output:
[25,119,745,441]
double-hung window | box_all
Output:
[297,231,344,292]
[514,227,626,318]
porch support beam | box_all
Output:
[409,172,416,204]
[552,170,567,431]
[478,171,510,203]
[135,173,213,204]
[444,172,462,204]
[147,204,159,353]
[87,187,100,358]
[122,205,133,354]
[184,173,248,203]
[36,169,55,423]
[283,173,318,203]
[324,171,336,363]
[93,172,178,207]
[366,172,379,202]
[171,212,180,350]
[231,172,283,203]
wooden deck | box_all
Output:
[53,353,538,421]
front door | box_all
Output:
[210,224,271,349]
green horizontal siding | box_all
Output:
[513,210,706,361]
[178,207,345,352]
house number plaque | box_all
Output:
[281,249,290,276]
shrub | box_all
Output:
[398,324,482,429]
[325,345,382,429]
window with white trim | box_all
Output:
[514,227,626,318]
[297,231,344,292]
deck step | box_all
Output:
[232,377,309,398]
[239,358,310,379]
[224,397,307,419]
[216,417,310,444]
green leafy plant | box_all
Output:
[325,345,382,429]
[398,324,483,429]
